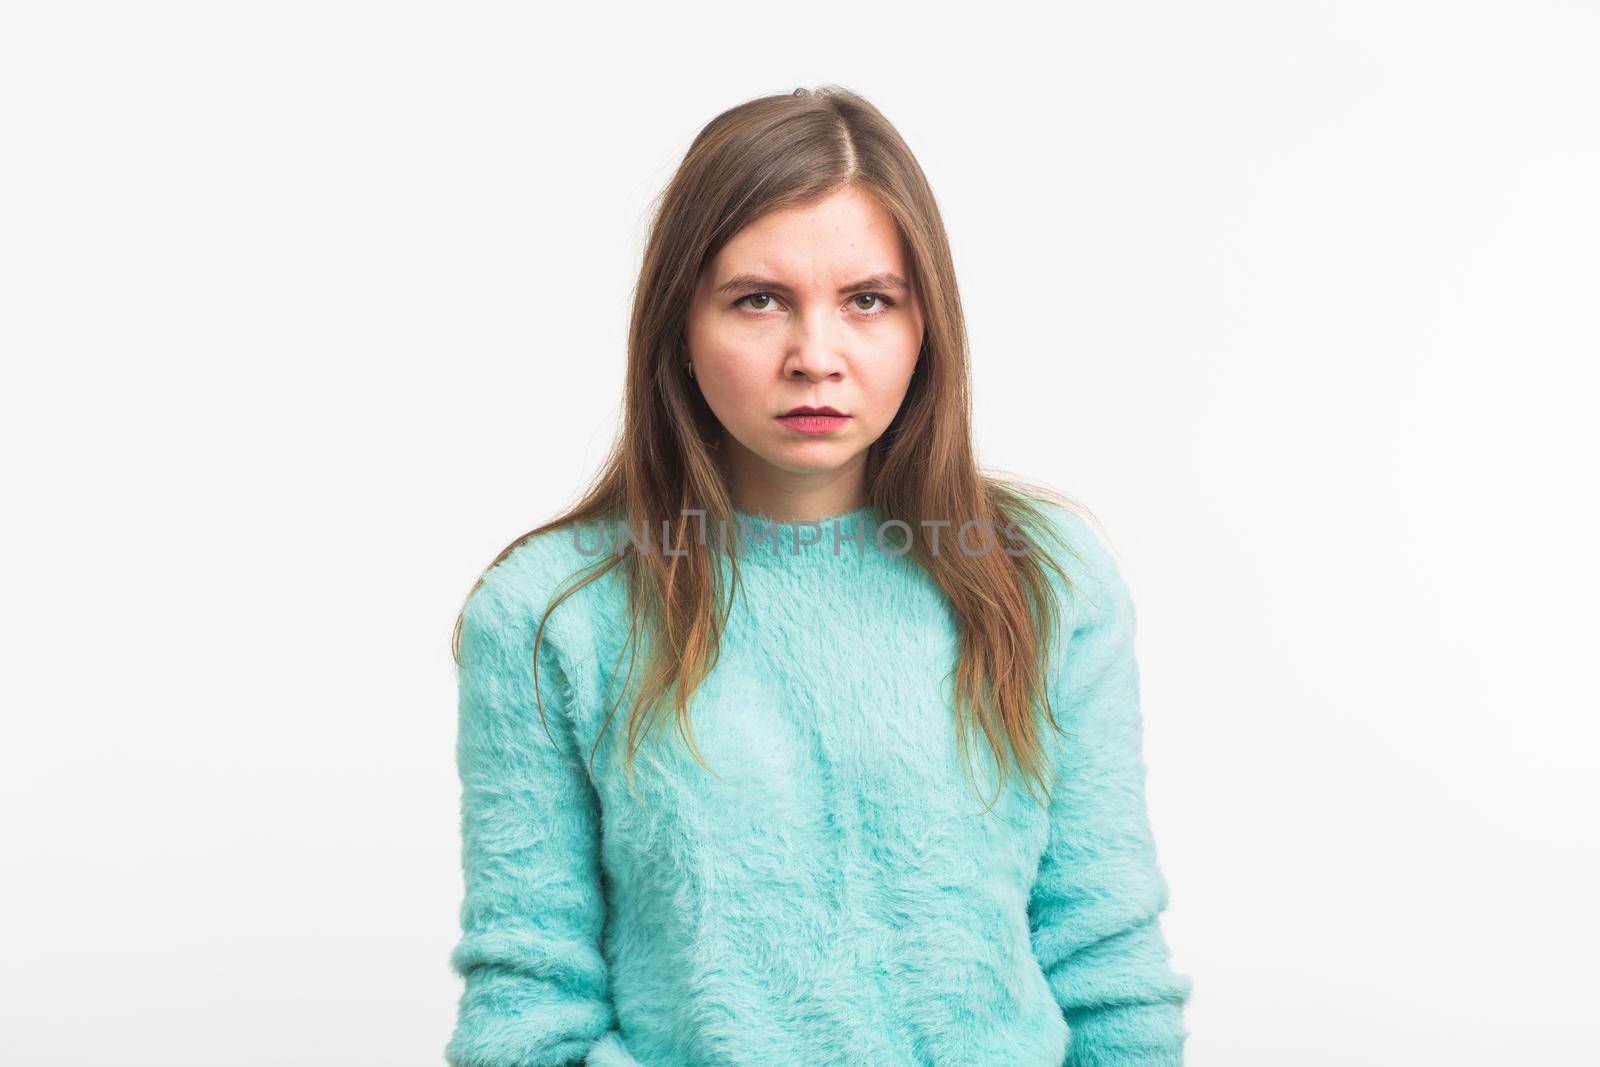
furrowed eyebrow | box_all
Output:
[714,272,911,296]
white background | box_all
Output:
[4,3,1597,1064]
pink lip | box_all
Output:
[775,413,851,435]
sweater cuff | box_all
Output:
[1065,1001,1188,1067]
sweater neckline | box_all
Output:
[724,504,887,568]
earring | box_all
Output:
[686,362,695,378]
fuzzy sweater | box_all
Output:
[445,500,1193,1067]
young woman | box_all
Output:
[445,86,1194,1067]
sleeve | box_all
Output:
[1027,514,1195,1067]
[445,569,642,1067]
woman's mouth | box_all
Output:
[776,407,850,435]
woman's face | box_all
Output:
[685,185,925,509]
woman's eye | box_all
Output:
[737,293,778,311]
[852,293,896,314]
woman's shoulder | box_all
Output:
[480,516,613,592]
[1008,490,1118,572]
[1007,489,1134,624]
[460,515,618,669]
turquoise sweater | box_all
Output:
[445,501,1193,1066]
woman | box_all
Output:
[445,86,1194,1067]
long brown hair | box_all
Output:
[452,85,1091,813]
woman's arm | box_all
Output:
[445,565,639,1067]
[1028,510,1195,1067]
